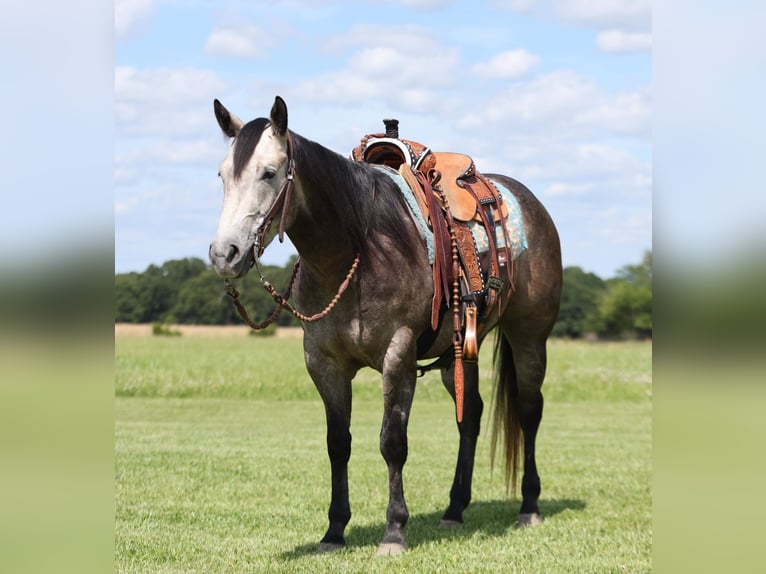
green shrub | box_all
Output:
[247,323,277,337]
[151,322,181,336]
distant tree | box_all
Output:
[168,270,238,324]
[115,258,208,323]
[115,272,146,322]
[592,251,652,339]
[113,264,172,323]
[160,257,207,284]
[552,266,606,338]
[115,255,302,326]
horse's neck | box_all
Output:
[287,136,361,274]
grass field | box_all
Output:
[115,331,651,573]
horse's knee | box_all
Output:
[379,422,408,465]
[459,393,483,435]
[517,390,543,424]
[327,427,351,462]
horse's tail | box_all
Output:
[490,331,522,497]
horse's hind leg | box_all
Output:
[503,332,547,525]
[439,361,483,526]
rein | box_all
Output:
[224,255,360,329]
[224,131,361,329]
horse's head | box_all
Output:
[209,96,291,278]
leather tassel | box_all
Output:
[431,256,442,330]
[454,355,464,423]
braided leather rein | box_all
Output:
[224,255,360,330]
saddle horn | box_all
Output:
[383,118,399,139]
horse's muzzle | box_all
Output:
[209,240,254,278]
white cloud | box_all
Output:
[556,0,651,31]
[325,24,450,56]
[115,66,229,136]
[292,25,461,113]
[479,70,598,125]
[458,70,650,139]
[115,0,156,40]
[400,0,451,8]
[574,89,651,137]
[506,140,650,194]
[118,139,223,167]
[116,66,227,105]
[597,29,652,52]
[544,181,594,197]
[471,49,540,79]
[204,25,271,59]
[492,0,651,32]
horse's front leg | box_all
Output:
[305,345,355,552]
[376,327,418,555]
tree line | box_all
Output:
[115,251,652,339]
[552,251,652,339]
[115,256,302,328]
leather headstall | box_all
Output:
[253,132,295,261]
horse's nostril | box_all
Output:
[225,244,240,263]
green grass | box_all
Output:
[115,336,651,573]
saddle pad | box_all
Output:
[373,165,527,265]
[372,165,435,264]
[468,178,528,257]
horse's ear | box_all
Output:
[270,96,288,136]
[214,99,244,138]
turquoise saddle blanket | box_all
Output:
[373,165,528,266]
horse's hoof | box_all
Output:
[318,542,346,553]
[439,518,463,528]
[376,542,407,556]
[517,512,543,527]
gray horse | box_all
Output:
[209,96,562,555]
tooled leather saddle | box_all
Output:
[351,120,516,422]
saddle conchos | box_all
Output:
[351,120,517,420]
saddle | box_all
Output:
[351,120,516,422]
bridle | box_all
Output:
[252,132,296,261]
[224,130,360,329]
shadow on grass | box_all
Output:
[280,498,586,559]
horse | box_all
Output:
[208,96,562,555]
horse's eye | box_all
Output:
[263,169,277,181]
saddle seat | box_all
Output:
[352,135,507,223]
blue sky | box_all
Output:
[115,0,652,278]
